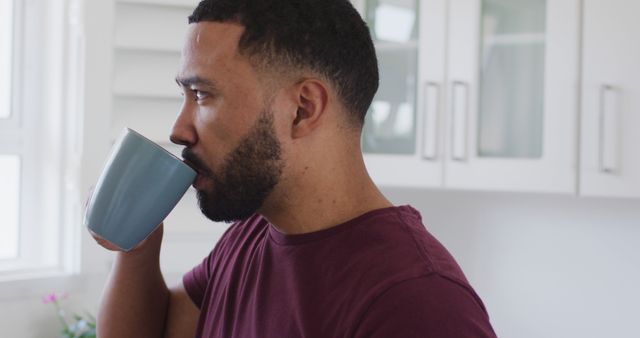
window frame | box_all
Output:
[0,0,83,279]
[0,0,15,123]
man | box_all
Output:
[93,0,498,337]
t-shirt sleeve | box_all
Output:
[354,274,498,338]
[182,222,239,309]
[182,250,215,309]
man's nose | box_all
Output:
[170,103,197,147]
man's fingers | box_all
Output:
[89,229,123,251]
[88,223,164,252]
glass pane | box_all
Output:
[0,155,20,259]
[478,0,546,158]
[0,0,13,119]
[363,0,418,155]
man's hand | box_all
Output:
[85,186,168,337]
[85,186,199,338]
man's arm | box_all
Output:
[164,283,200,338]
[95,224,199,338]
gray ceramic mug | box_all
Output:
[84,128,196,251]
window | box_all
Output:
[0,156,20,259]
[0,0,12,119]
[0,0,18,260]
[0,0,81,278]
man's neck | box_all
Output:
[261,158,392,235]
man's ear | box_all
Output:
[290,79,329,139]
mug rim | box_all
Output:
[125,127,196,175]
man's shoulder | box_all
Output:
[345,205,473,293]
[354,274,497,338]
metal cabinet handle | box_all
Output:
[599,84,619,173]
[422,82,440,160]
[450,81,468,161]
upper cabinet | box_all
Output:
[580,0,640,198]
[360,0,580,193]
[444,0,579,193]
[360,0,444,187]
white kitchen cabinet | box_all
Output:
[360,0,444,187]
[443,0,579,193]
[360,0,580,193]
[580,0,640,198]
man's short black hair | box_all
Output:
[189,0,379,127]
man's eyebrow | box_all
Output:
[175,76,220,91]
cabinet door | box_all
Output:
[444,0,579,193]
[580,0,640,197]
[361,0,444,187]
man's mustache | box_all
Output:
[182,148,214,177]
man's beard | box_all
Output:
[182,111,283,223]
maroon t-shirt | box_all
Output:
[183,205,497,337]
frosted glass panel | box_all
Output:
[0,155,20,259]
[478,0,546,158]
[0,0,13,119]
[363,0,418,154]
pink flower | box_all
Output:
[42,293,57,304]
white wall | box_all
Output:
[382,188,640,338]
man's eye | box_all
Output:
[194,90,208,101]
